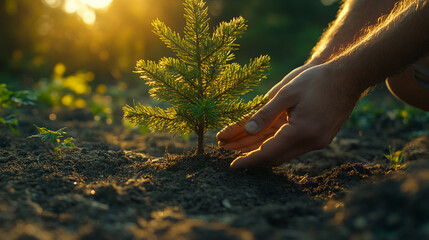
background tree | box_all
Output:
[0,0,339,91]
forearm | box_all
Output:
[308,0,400,64]
[330,0,429,96]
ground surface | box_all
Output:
[1,108,429,240]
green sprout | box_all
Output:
[0,84,35,135]
[384,145,404,171]
[29,125,76,159]
[123,0,270,155]
[346,98,429,129]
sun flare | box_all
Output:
[81,0,113,9]
[42,0,114,25]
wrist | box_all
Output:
[323,60,371,101]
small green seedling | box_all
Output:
[123,0,270,155]
[29,125,76,159]
[0,84,35,135]
[384,145,404,171]
[0,115,19,135]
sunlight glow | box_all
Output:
[48,0,114,25]
[64,0,79,13]
[81,0,113,9]
[79,8,96,25]
[42,0,62,8]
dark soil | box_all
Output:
[1,108,429,240]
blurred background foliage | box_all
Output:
[1,0,428,136]
[0,0,340,94]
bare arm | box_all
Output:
[217,0,402,154]
[332,0,429,91]
[308,0,400,64]
[229,0,429,169]
[269,0,401,96]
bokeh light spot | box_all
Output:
[54,63,66,76]
[117,82,127,91]
[321,0,337,6]
[41,0,62,8]
[80,8,96,25]
[49,113,57,121]
[59,0,108,25]
[75,98,87,108]
[64,0,80,13]
[61,94,74,106]
[96,84,108,94]
[81,0,113,9]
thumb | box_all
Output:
[244,95,290,135]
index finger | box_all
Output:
[230,123,301,169]
[216,118,249,146]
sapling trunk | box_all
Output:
[197,130,204,155]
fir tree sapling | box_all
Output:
[123,0,270,155]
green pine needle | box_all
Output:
[123,0,270,154]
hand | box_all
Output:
[217,63,317,153]
[221,63,363,169]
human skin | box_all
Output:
[217,0,429,169]
[217,0,399,152]
[218,0,400,154]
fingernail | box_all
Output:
[244,121,258,134]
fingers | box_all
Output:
[230,115,335,169]
[237,142,264,153]
[222,127,277,150]
[218,130,248,147]
[218,67,302,145]
[239,143,261,153]
[216,118,248,145]
[221,114,287,150]
[244,91,294,135]
[218,108,288,148]
[230,124,300,169]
